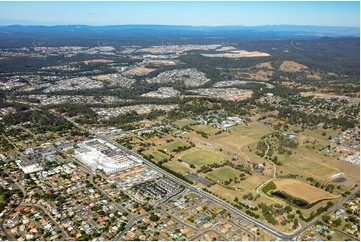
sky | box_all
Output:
[0,1,359,27]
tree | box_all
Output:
[149,214,160,222]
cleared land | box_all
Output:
[202,50,270,58]
[147,59,177,65]
[255,61,273,69]
[127,67,155,74]
[180,149,226,167]
[91,75,111,81]
[191,124,219,136]
[272,179,339,203]
[279,60,308,72]
[83,59,113,64]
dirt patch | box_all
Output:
[83,59,113,65]
[128,67,155,74]
[91,75,110,81]
[255,61,273,69]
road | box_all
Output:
[60,151,131,218]
[62,115,292,240]
[62,115,360,241]
[190,229,227,241]
[21,203,68,240]
[264,137,276,179]
[0,173,26,241]
[293,190,359,240]
[319,220,359,241]
[113,209,159,241]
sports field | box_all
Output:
[207,167,238,182]
[191,124,219,136]
[273,179,339,203]
[179,149,226,167]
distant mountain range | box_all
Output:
[0,24,359,37]
[0,24,359,48]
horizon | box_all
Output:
[0,1,359,27]
[0,23,360,29]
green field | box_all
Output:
[173,119,196,128]
[207,167,239,182]
[144,150,169,163]
[191,124,219,136]
[180,149,226,167]
[160,140,190,154]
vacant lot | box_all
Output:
[207,167,238,182]
[273,179,339,203]
[180,149,226,167]
[191,124,219,136]
[173,119,196,128]
[160,140,190,154]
